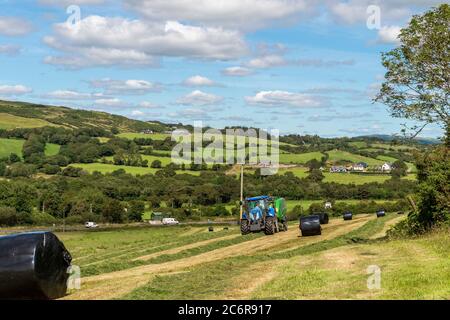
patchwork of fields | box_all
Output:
[56,214,449,300]
[0,134,417,184]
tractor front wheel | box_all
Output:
[282,221,288,231]
[240,220,250,235]
[265,218,275,235]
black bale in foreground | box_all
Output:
[0,232,72,300]
[300,215,322,236]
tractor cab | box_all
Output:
[240,196,287,235]
[243,196,271,222]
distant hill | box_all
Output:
[356,134,441,145]
[0,100,170,133]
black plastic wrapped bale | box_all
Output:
[343,212,353,220]
[0,232,72,300]
[376,210,386,218]
[318,213,329,224]
[299,215,322,236]
[208,226,214,232]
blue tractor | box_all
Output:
[240,196,287,235]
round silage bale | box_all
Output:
[0,232,72,300]
[299,215,322,236]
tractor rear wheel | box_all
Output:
[240,220,250,235]
[265,218,275,235]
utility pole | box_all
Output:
[239,165,244,220]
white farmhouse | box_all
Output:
[381,163,392,172]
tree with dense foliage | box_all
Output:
[8,153,21,163]
[102,199,125,223]
[391,160,408,178]
[128,200,145,222]
[307,169,325,183]
[377,4,449,233]
[151,159,162,168]
[376,4,449,143]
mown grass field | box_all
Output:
[287,199,399,210]
[56,214,449,300]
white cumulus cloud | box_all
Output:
[245,90,326,108]
[0,84,32,96]
[182,75,217,87]
[124,0,312,31]
[44,16,248,68]
[377,25,402,44]
[89,78,162,95]
[222,66,254,77]
[177,90,223,106]
[245,54,287,69]
[42,90,103,100]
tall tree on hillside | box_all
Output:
[376,4,449,145]
[377,4,449,233]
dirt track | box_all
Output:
[64,215,373,300]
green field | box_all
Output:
[69,163,201,176]
[287,199,399,210]
[279,152,325,164]
[0,138,24,158]
[348,141,368,148]
[372,143,417,152]
[0,113,56,129]
[54,215,449,300]
[117,132,170,140]
[0,138,60,158]
[278,167,414,184]
[376,155,398,162]
[45,143,61,156]
[326,150,384,166]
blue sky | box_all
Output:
[0,0,446,138]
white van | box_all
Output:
[85,221,98,228]
[162,218,179,225]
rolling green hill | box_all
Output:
[0,100,170,133]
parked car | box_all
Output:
[162,218,179,225]
[85,221,98,229]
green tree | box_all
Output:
[0,207,18,226]
[5,163,36,178]
[306,159,321,171]
[376,4,450,144]
[413,146,449,230]
[42,164,61,175]
[151,159,162,168]
[307,169,325,183]
[62,166,85,177]
[102,199,125,223]
[0,162,6,176]
[391,160,408,178]
[376,4,450,233]
[8,153,21,163]
[128,200,145,222]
